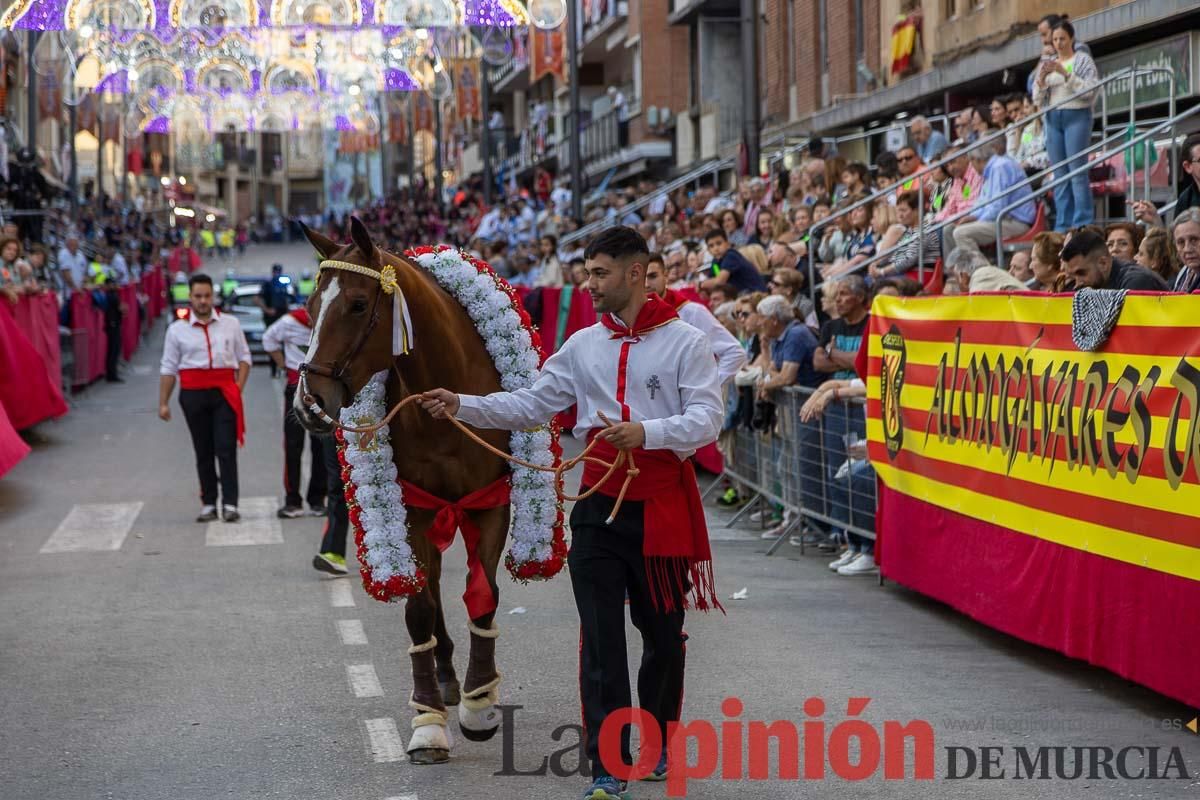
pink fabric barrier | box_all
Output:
[0,298,68,431]
[142,267,166,322]
[0,400,29,479]
[9,293,62,391]
[69,292,108,385]
[120,285,139,361]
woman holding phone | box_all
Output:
[1038,19,1100,231]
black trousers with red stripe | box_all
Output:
[568,492,687,779]
[283,384,328,509]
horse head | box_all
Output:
[294,216,402,433]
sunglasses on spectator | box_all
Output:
[898,155,915,162]
[769,280,786,287]
[734,310,752,319]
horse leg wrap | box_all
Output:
[408,636,446,715]
[459,623,502,741]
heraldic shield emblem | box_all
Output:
[880,325,907,458]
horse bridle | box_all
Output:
[298,257,409,424]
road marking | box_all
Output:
[347,664,384,698]
[204,497,283,546]
[365,718,406,763]
[383,795,418,800]
[337,619,368,646]
[41,502,143,553]
[329,581,355,607]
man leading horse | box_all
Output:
[422,226,724,800]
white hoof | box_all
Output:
[459,700,502,741]
[407,719,453,763]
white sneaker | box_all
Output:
[828,550,859,571]
[838,553,878,576]
[749,509,766,523]
[762,517,793,540]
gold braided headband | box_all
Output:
[316,259,413,354]
[317,259,401,295]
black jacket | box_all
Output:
[1106,259,1168,291]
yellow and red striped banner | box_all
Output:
[866,294,1200,583]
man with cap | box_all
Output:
[262,307,328,521]
[257,264,291,377]
[159,273,252,523]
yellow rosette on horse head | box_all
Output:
[316,259,415,356]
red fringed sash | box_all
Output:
[583,436,723,614]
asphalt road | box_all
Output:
[1,243,1197,800]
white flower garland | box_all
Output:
[338,373,425,600]
[337,246,567,603]
[410,247,565,581]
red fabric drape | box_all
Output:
[120,285,139,361]
[0,299,68,430]
[10,293,62,391]
[877,484,1200,708]
[0,399,29,479]
[399,475,512,619]
[69,292,107,385]
[143,267,166,320]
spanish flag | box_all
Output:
[867,293,1200,707]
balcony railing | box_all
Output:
[581,0,629,45]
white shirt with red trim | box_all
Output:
[261,311,312,372]
[159,310,252,376]
[675,301,746,386]
[456,318,723,459]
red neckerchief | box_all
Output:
[658,288,690,310]
[600,294,679,339]
[289,308,312,327]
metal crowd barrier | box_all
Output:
[709,385,877,565]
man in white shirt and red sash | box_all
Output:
[421,227,724,800]
[644,253,746,384]
[646,252,745,477]
[158,274,252,523]
[262,308,328,520]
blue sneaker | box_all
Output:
[640,751,668,782]
[581,775,629,799]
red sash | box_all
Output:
[180,368,245,446]
[582,435,722,613]
[399,475,512,619]
[286,368,300,386]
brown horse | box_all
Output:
[294,217,512,764]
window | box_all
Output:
[943,0,956,19]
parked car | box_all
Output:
[221,280,300,364]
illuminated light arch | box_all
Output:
[131,57,184,91]
[64,0,157,29]
[496,0,531,25]
[195,57,253,93]
[263,58,318,93]
[169,0,258,28]
[270,0,362,26]
[374,0,460,27]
